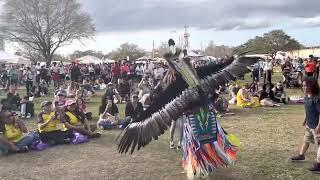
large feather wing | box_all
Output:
[118,56,259,154]
[135,59,233,123]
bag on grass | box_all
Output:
[30,140,49,151]
[72,131,89,144]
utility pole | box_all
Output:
[184,25,190,50]
[152,40,155,58]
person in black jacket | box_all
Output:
[259,83,279,107]
[70,63,81,83]
[121,94,144,128]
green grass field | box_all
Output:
[0,72,319,180]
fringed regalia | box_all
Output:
[117,39,258,179]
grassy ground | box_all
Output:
[0,72,319,180]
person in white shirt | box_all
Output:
[154,64,165,80]
[263,58,273,84]
[143,63,153,77]
[135,64,143,79]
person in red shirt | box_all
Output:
[111,62,121,83]
[305,55,316,77]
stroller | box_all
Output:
[282,66,304,88]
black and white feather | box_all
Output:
[117,54,260,154]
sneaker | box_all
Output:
[170,141,175,149]
[21,114,25,119]
[308,163,320,173]
[26,113,31,119]
[177,142,182,150]
[291,154,305,162]
[18,146,29,153]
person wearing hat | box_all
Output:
[38,101,70,145]
[54,90,67,108]
[63,100,100,138]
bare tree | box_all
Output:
[1,0,95,64]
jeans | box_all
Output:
[26,81,33,95]
[170,115,185,143]
[252,70,259,82]
[15,132,40,148]
[0,143,9,155]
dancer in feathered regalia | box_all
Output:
[117,39,259,179]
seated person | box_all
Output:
[104,82,121,104]
[82,79,95,96]
[212,92,230,113]
[20,96,34,119]
[259,83,279,107]
[98,96,119,129]
[67,83,77,98]
[54,92,67,108]
[63,100,100,138]
[236,83,260,108]
[54,85,67,97]
[31,85,44,98]
[38,101,70,145]
[76,85,89,101]
[75,98,92,121]
[124,94,143,126]
[2,111,40,152]
[273,82,288,104]
[6,89,21,111]
[0,103,19,155]
[228,83,240,104]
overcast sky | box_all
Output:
[5,0,320,55]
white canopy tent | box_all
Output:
[0,51,31,65]
[75,55,104,64]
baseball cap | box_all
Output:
[41,101,52,108]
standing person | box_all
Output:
[305,55,316,77]
[8,65,18,90]
[51,62,60,88]
[111,62,121,84]
[314,58,319,79]
[70,62,81,83]
[252,61,260,82]
[88,64,95,81]
[291,77,320,173]
[263,58,273,84]
[45,65,51,86]
[59,63,66,86]
[24,67,34,96]
[170,115,185,149]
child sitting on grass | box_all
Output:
[291,77,320,173]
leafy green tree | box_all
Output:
[238,30,303,59]
[108,43,146,61]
